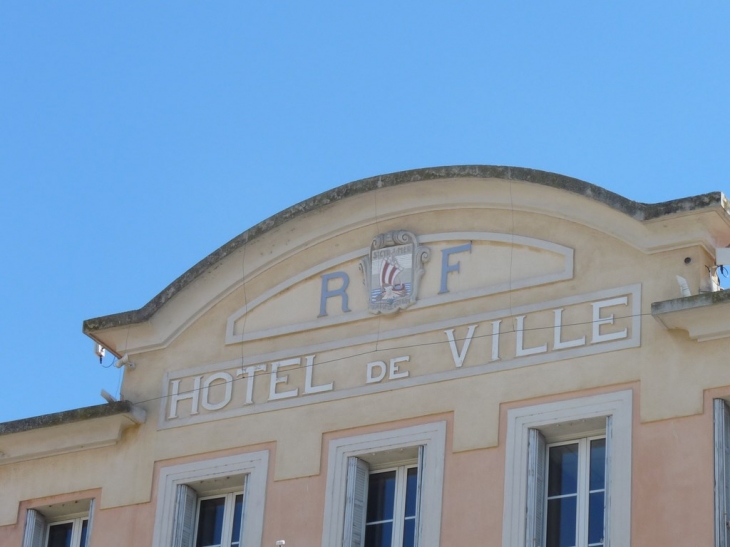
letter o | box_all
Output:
[201,372,233,411]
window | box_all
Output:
[503,390,632,547]
[322,422,446,547]
[364,464,419,547]
[22,499,95,547]
[176,485,244,547]
[195,492,243,547]
[152,451,269,547]
[344,448,423,547]
[542,435,607,547]
[714,399,730,547]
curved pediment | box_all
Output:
[83,165,730,356]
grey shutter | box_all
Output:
[413,445,425,547]
[343,456,370,547]
[237,475,248,545]
[604,416,613,547]
[22,509,46,547]
[84,498,95,547]
[715,399,730,547]
[525,428,547,547]
[172,484,198,547]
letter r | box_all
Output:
[319,272,351,317]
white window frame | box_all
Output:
[23,499,95,547]
[152,450,269,547]
[364,462,419,547]
[194,491,244,547]
[321,421,446,547]
[545,435,607,547]
[502,390,632,547]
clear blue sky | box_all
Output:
[1,2,729,422]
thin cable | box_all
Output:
[373,177,383,354]
[128,309,648,407]
[508,178,515,318]
[239,232,249,374]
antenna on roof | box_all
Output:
[100,389,117,403]
[94,343,106,364]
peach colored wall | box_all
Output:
[0,388,724,545]
[632,409,714,545]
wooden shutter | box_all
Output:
[413,445,425,547]
[525,428,547,547]
[343,456,370,547]
[22,509,46,547]
[172,484,198,547]
[83,498,95,547]
[236,475,248,545]
[715,399,730,547]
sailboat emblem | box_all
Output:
[360,231,431,314]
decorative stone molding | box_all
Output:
[0,402,146,465]
[652,291,730,342]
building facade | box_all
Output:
[3,166,730,546]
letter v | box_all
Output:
[445,324,478,368]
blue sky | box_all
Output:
[1,2,729,421]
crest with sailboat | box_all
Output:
[373,254,411,302]
[360,230,430,314]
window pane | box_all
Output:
[366,471,396,522]
[589,439,606,491]
[364,521,393,547]
[402,517,415,547]
[546,496,577,547]
[196,497,226,547]
[230,494,244,544]
[404,467,418,518]
[47,522,74,547]
[588,491,605,545]
[548,444,579,496]
[80,519,89,547]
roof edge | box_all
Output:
[83,165,725,334]
[0,401,138,436]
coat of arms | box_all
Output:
[360,230,430,314]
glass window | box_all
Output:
[195,492,244,547]
[47,518,89,547]
[364,465,418,547]
[545,437,606,547]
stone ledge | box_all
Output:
[0,401,146,465]
[0,400,143,435]
[652,291,730,342]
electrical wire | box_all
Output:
[125,309,649,408]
